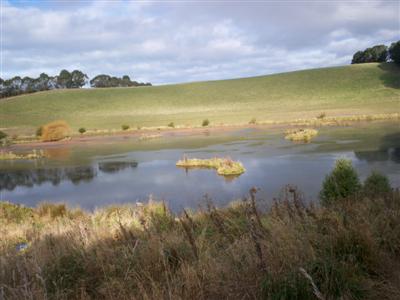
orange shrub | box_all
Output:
[40,120,71,142]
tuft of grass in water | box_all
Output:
[1,188,399,299]
[285,128,318,142]
[176,156,246,175]
[0,149,46,160]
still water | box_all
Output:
[1,121,399,211]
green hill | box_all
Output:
[1,63,399,134]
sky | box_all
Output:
[1,0,399,84]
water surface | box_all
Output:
[1,121,399,211]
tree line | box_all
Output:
[351,40,400,65]
[0,70,152,98]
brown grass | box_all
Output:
[285,128,318,142]
[0,149,45,160]
[176,156,246,175]
[40,120,71,142]
[1,188,399,299]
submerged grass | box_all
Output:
[176,156,246,175]
[1,189,400,299]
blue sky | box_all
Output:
[1,0,399,84]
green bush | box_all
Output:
[202,119,210,127]
[168,122,175,128]
[320,159,361,205]
[363,171,391,197]
[78,127,86,134]
[121,124,130,131]
[0,131,7,140]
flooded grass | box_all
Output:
[0,149,46,160]
[138,133,162,141]
[176,156,246,175]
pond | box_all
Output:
[1,121,399,212]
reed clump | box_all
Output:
[40,120,71,142]
[1,187,399,299]
[176,156,246,175]
[285,128,318,142]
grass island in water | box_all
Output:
[285,128,318,142]
[176,157,246,176]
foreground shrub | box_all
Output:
[202,119,210,127]
[320,159,361,205]
[121,124,130,130]
[1,188,399,299]
[40,120,71,142]
[363,171,391,197]
[37,202,67,218]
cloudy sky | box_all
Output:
[1,0,399,84]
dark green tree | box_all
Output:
[389,41,400,64]
[70,70,88,88]
[320,159,361,205]
[57,69,72,88]
[351,45,388,64]
[90,74,112,88]
[351,51,365,64]
[363,171,391,197]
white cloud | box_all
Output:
[1,0,398,84]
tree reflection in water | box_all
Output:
[355,132,400,163]
[98,161,138,173]
[0,161,138,191]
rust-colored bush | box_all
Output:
[40,120,71,142]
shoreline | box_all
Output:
[4,112,400,150]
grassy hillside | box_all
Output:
[1,63,399,134]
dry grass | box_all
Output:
[40,120,71,142]
[285,128,319,142]
[176,156,246,175]
[139,133,162,141]
[0,149,45,160]
[1,188,399,299]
